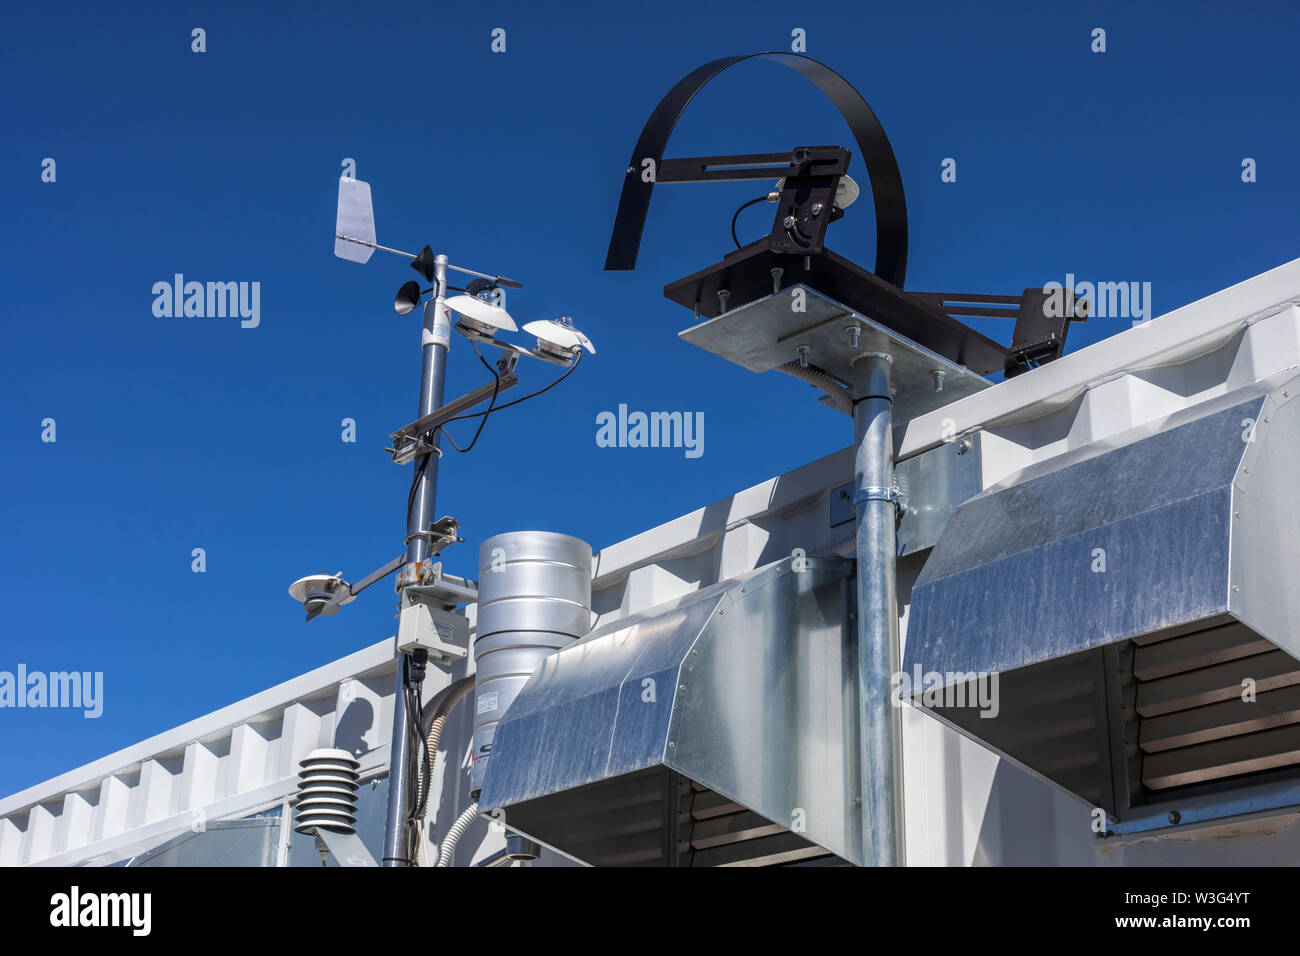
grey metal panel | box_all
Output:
[667,560,860,864]
[478,577,735,808]
[905,397,1265,682]
[829,434,983,558]
[478,557,858,865]
[1230,385,1300,659]
[678,285,989,422]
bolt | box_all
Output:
[845,325,861,350]
[957,439,971,455]
[717,289,730,313]
[932,369,946,392]
[796,344,811,369]
[1168,810,1181,825]
[770,267,784,294]
[810,202,824,216]
[783,215,797,230]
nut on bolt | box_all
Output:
[845,325,861,350]
[796,344,811,369]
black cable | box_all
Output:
[405,451,429,528]
[435,342,500,454]
[439,351,583,426]
[731,195,768,249]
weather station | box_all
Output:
[282,175,596,867]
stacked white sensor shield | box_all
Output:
[472,531,593,794]
[293,748,362,834]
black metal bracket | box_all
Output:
[911,291,1089,377]
[604,52,909,287]
[615,53,1086,381]
[656,145,850,255]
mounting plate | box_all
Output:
[679,284,992,423]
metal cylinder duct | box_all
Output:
[472,531,592,794]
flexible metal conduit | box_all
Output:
[776,361,854,415]
[436,802,480,867]
[415,675,475,810]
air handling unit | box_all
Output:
[904,367,1300,837]
[479,553,860,866]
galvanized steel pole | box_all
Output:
[382,253,450,866]
[852,351,905,866]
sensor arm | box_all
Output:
[305,555,404,622]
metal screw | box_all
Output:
[810,202,824,216]
[1168,810,1181,825]
[796,344,810,368]
[770,267,784,294]
[932,370,946,392]
[717,289,731,313]
[957,439,971,455]
[782,215,796,229]
[1233,585,1241,592]
[845,325,861,350]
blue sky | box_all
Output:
[2,0,1298,796]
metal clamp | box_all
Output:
[403,516,463,553]
[853,484,903,514]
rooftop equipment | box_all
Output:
[471,532,594,795]
[291,749,377,867]
[478,50,1093,866]
[479,554,860,865]
[905,371,1300,836]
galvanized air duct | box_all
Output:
[904,380,1300,834]
[471,531,592,795]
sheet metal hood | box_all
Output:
[905,379,1300,819]
[478,555,860,866]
